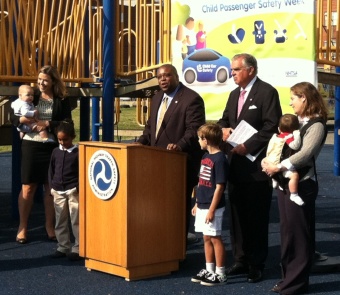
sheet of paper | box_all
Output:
[227,120,263,162]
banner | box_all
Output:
[171,0,316,119]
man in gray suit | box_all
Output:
[137,64,206,240]
[217,53,282,282]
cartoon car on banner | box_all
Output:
[182,49,231,84]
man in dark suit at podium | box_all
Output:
[137,63,205,241]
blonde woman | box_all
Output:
[11,65,72,244]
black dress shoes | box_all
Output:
[270,282,308,294]
[226,262,248,275]
[47,235,57,242]
[247,267,262,283]
[271,283,281,293]
[227,263,263,283]
[50,250,67,258]
[67,252,83,261]
[16,237,28,244]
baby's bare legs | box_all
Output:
[288,172,304,206]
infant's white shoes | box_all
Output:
[290,194,305,206]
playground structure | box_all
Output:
[0,0,340,140]
[0,0,171,82]
[0,0,170,143]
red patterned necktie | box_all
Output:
[237,90,247,118]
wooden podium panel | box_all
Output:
[79,142,187,280]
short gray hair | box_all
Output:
[232,53,258,74]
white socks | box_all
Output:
[216,266,226,276]
[206,263,215,273]
[206,263,226,276]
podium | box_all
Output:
[79,142,187,280]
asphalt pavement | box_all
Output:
[0,134,339,295]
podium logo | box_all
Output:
[88,150,119,200]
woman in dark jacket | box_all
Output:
[12,65,72,244]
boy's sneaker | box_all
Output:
[200,272,228,286]
[191,269,211,283]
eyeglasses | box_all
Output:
[231,66,250,72]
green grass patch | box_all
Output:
[0,145,10,153]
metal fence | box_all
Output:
[317,0,340,67]
[0,0,170,84]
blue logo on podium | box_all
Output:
[88,150,119,200]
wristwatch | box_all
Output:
[277,164,282,171]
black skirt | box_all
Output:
[21,140,58,184]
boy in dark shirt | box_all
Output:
[48,120,80,261]
[191,124,229,286]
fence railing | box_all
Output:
[0,0,170,84]
[317,0,340,67]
